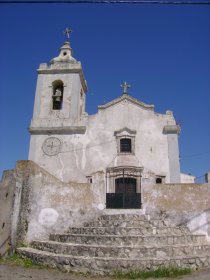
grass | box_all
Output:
[0,253,45,269]
[113,267,192,279]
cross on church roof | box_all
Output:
[121,81,131,94]
[63,27,72,41]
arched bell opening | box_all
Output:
[52,80,64,110]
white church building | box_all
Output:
[28,34,193,209]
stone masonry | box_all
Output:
[17,213,210,275]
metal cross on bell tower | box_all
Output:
[121,81,131,94]
[63,27,72,41]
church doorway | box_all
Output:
[106,167,142,209]
[115,178,138,208]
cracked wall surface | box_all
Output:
[14,160,106,243]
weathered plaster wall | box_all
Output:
[0,170,16,256]
[13,161,210,243]
[29,41,182,189]
[33,74,82,121]
[29,98,179,184]
[180,173,196,183]
[15,160,106,243]
[143,183,210,237]
[88,101,171,176]
[28,41,181,184]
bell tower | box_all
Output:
[29,29,87,160]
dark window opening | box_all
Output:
[86,176,92,184]
[52,81,64,110]
[120,138,132,153]
[156,178,162,184]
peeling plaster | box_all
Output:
[73,142,79,168]
[57,153,64,181]
[187,212,209,236]
[70,136,90,170]
[97,203,105,210]
[38,208,59,227]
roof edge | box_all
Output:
[98,94,154,111]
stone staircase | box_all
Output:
[17,214,210,275]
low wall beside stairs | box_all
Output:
[143,183,210,238]
[16,161,106,244]
[0,160,106,251]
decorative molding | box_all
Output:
[106,166,144,173]
[98,94,154,111]
[114,127,136,136]
[38,67,88,93]
[163,125,181,135]
[28,126,86,135]
[114,127,136,155]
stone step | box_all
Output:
[17,247,210,275]
[32,240,210,259]
[50,233,206,246]
[98,214,147,221]
[67,226,190,236]
[84,219,173,227]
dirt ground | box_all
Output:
[1,264,210,280]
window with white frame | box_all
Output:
[114,128,136,155]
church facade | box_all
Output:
[3,31,210,261]
[28,36,188,209]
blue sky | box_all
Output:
[0,2,210,181]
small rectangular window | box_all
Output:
[120,138,131,153]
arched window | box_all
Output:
[52,80,64,110]
[120,138,132,153]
